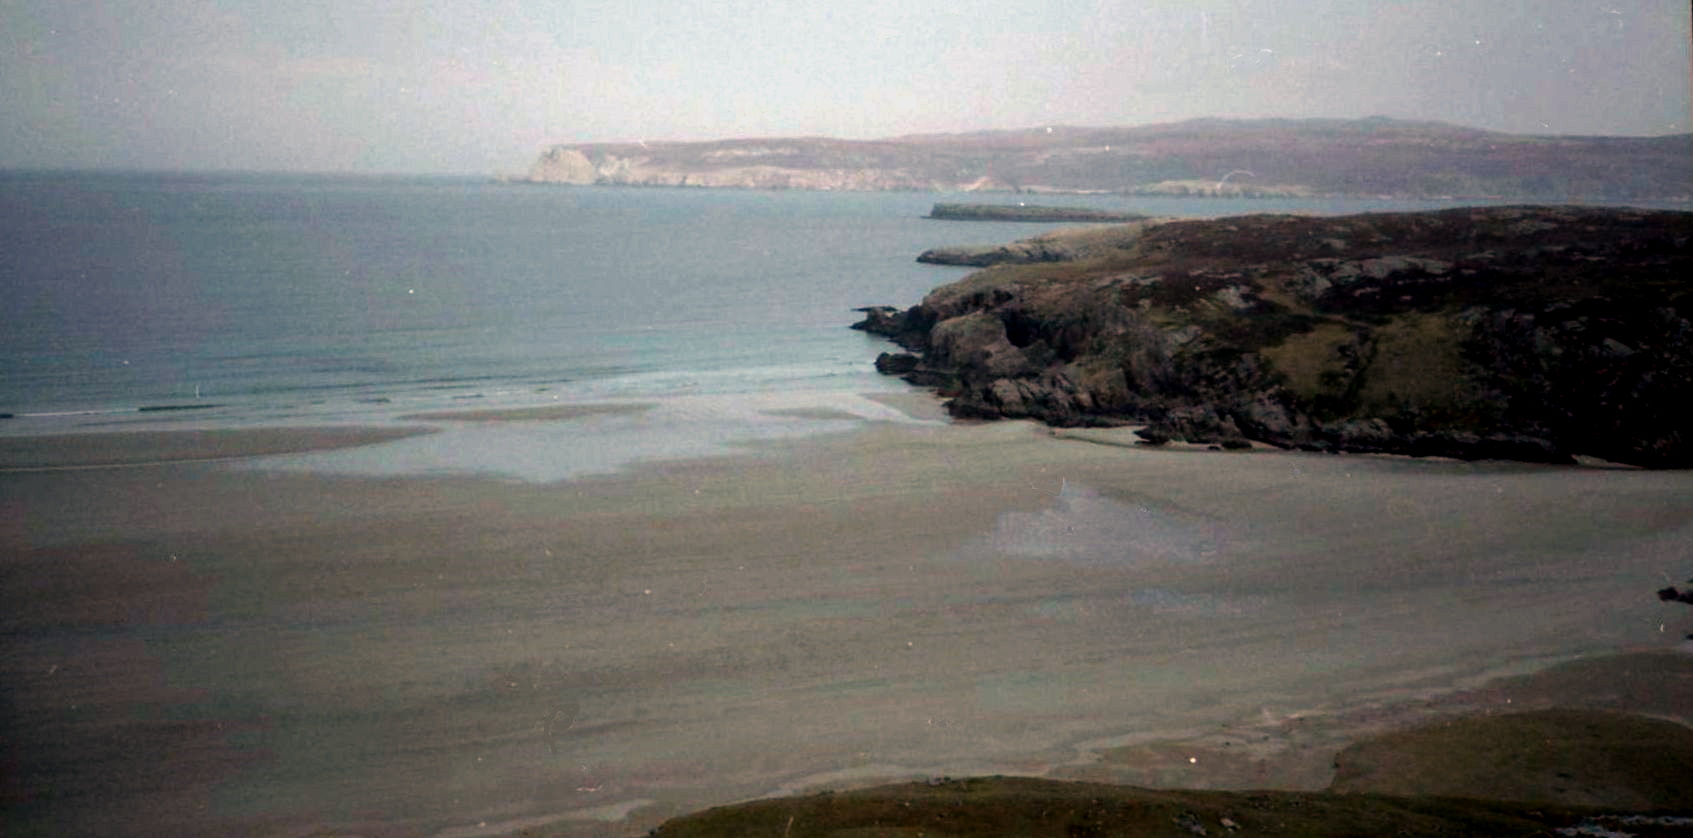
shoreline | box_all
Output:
[4,416,1690,837]
[0,391,937,481]
[0,409,1640,476]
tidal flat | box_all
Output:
[2,417,1690,836]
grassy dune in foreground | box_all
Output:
[655,778,1601,838]
[654,708,1693,838]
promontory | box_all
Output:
[855,205,1692,468]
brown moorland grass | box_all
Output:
[649,774,1646,838]
[654,708,1693,838]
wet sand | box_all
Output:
[3,419,1691,837]
[397,403,655,423]
[0,425,430,470]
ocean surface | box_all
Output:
[1,171,1667,478]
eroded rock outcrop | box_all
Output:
[856,206,1693,467]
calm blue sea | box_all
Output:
[3,172,1662,478]
[0,172,949,422]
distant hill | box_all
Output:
[527,117,1692,200]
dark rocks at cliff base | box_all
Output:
[851,305,932,352]
[851,305,910,337]
[874,352,920,375]
[857,205,1693,468]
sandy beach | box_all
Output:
[3,410,1691,837]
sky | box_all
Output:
[2,0,1689,175]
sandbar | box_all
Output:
[398,402,655,423]
[0,425,431,470]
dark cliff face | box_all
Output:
[855,206,1693,467]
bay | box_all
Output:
[4,173,1691,838]
[2,172,969,424]
[2,172,1665,478]
[0,173,1542,420]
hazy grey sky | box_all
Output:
[3,0,1689,174]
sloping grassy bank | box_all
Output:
[653,706,1693,837]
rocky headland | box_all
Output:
[527,117,1693,200]
[856,205,1693,467]
[916,220,1168,267]
[926,203,1149,222]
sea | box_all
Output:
[1,171,1674,479]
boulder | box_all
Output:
[874,352,919,374]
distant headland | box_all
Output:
[524,117,1692,201]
